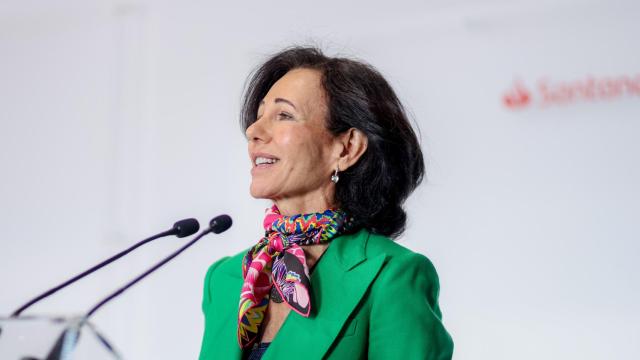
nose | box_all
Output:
[245,116,268,143]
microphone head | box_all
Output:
[172,218,200,238]
[209,215,232,234]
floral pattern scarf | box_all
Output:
[237,204,351,348]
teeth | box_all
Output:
[255,157,278,165]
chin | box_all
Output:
[249,183,274,200]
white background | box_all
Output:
[1,0,639,359]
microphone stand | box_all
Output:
[41,215,231,360]
[86,229,209,318]
[11,219,199,318]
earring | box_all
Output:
[331,166,340,184]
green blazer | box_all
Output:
[199,229,453,359]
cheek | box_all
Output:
[276,128,296,148]
[274,124,335,176]
[276,126,320,160]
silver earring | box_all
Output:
[331,167,340,184]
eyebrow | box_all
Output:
[259,98,297,110]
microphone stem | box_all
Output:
[84,229,212,319]
[11,229,174,317]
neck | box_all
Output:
[273,187,336,216]
[301,243,329,269]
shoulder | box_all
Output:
[360,231,441,307]
[204,248,246,279]
[331,229,441,299]
[360,231,454,358]
[365,231,423,257]
[201,248,247,310]
[365,231,439,281]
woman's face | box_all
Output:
[246,68,340,212]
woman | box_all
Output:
[199,47,453,359]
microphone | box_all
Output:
[210,214,233,234]
[83,214,232,319]
[10,218,200,317]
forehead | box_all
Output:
[261,68,326,111]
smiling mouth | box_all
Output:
[254,156,280,167]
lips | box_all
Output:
[255,156,279,166]
[251,152,280,171]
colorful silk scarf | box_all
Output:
[237,205,351,348]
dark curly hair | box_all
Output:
[241,46,424,238]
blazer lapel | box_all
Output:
[264,229,386,359]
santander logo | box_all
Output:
[503,80,532,109]
[503,74,640,109]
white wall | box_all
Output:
[1,0,639,359]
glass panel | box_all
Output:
[0,316,121,360]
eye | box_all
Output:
[277,112,294,120]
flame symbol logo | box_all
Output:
[503,80,532,109]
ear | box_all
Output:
[334,128,368,171]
